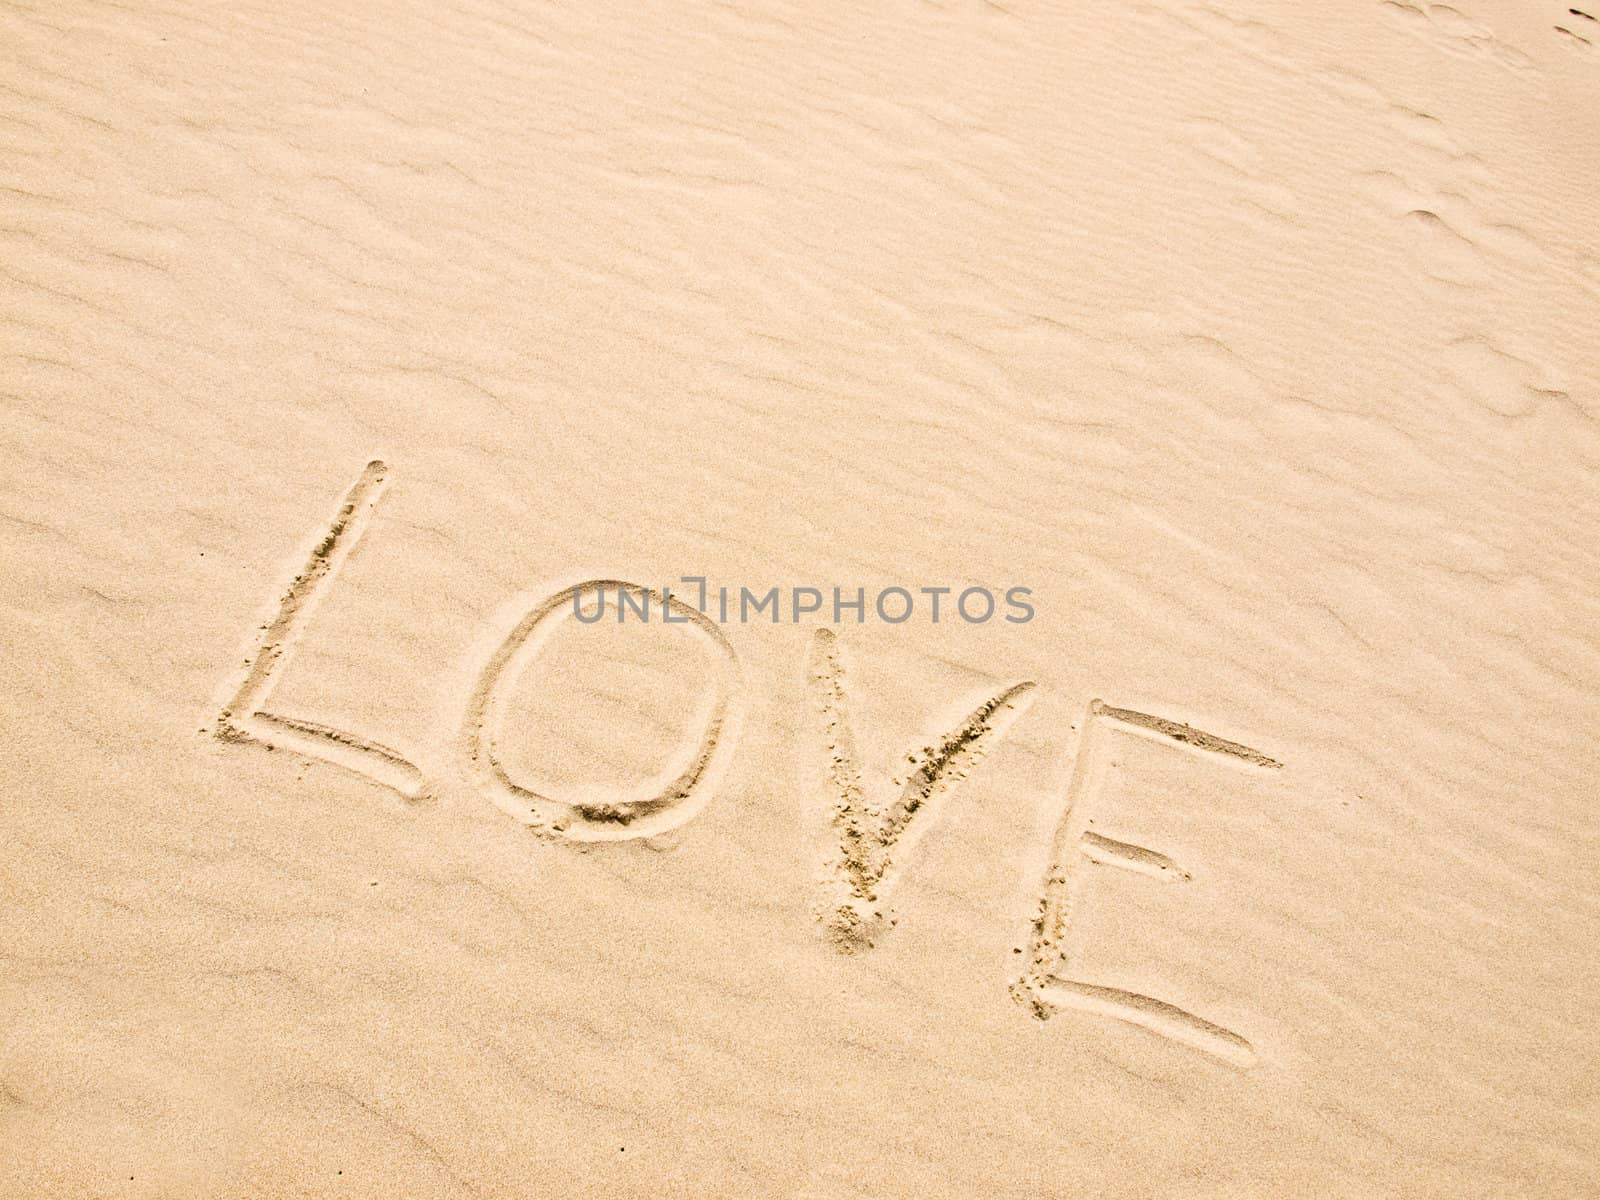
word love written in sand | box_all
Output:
[215,461,1284,1068]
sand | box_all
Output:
[3,0,1599,1195]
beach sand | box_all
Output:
[3,1,1598,1195]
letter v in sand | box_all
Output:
[807,628,1035,953]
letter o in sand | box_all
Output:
[461,580,742,842]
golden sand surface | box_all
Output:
[3,2,1598,1195]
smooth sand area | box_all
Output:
[3,1,1598,1196]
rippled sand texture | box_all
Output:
[3,1,1598,1196]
